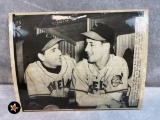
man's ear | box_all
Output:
[103,42,110,51]
[38,53,45,61]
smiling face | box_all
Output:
[38,44,62,68]
[85,39,110,63]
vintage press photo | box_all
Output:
[9,10,148,111]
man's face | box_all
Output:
[42,44,62,67]
[85,39,108,63]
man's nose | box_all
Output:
[85,44,90,52]
[57,49,62,55]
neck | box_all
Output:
[42,62,57,69]
[94,52,110,70]
[41,62,61,74]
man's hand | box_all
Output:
[43,105,59,110]
[63,88,69,97]
[96,105,110,109]
[109,99,122,108]
[96,100,122,108]
[50,90,58,96]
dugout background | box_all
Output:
[1,0,159,87]
[0,0,160,120]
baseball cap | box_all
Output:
[34,33,63,53]
[81,23,115,45]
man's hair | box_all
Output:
[101,40,115,55]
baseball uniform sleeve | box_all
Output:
[105,57,129,93]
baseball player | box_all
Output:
[24,33,75,109]
[72,23,129,108]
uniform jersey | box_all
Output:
[72,54,129,107]
[24,55,75,98]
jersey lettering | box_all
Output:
[57,80,62,90]
[91,81,106,92]
[48,82,56,93]
[100,81,104,90]
[47,80,63,93]
[88,85,93,93]
[93,81,98,91]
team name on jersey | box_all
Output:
[88,74,123,94]
[47,80,63,93]
[88,81,107,94]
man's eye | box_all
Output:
[52,48,56,52]
[90,44,94,46]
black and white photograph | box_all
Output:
[9,10,148,111]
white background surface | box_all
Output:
[0,85,159,120]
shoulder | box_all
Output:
[109,55,129,75]
[63,55,76,63]
[26,62,37,71]
[75,59,89,71]
[24,61,42,83]
[111,54,127,65]
[73,59,89,78]
[25,61,41,73]
[62,55,76,68]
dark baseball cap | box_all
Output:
[34,33,63,53]
[81,23,115,45]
